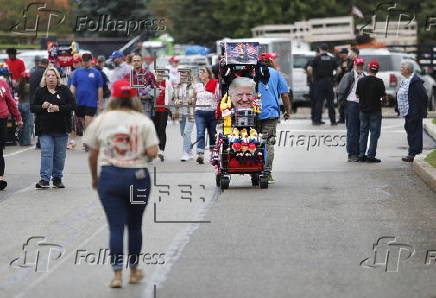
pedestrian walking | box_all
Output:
[109,51,131,85]
[173,68,195,162]
[83,79,159,288]
[5,48,25,88]
[193,67,218,164]
[30,58,49,149]
[17,72,33,146]
[0,78,23,190]
[396,60,428,162]
[167,56,181,87]
[124,54,157,118]
[307,43,341,125]
[257,55,291,183]
[69,53,103,150]
[153,69,173,162]
[95,55,111,105]
[31,66,76,188]
[337,57,366,162]
[356,60,386,162]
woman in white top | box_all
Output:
[83,79,159,288]
[193,67,218,164]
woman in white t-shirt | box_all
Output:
[193,67,218,164]
[83,79,159,288]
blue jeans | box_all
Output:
[345,102,360,156]
[18,102,33,146]
[359,111,382,158]
[98,166,151,271]
[179,115,194,155]
[194,110,217,154]
[39,134,68,181]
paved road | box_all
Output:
[1,118,435,298]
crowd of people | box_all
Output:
[307,43,428,163]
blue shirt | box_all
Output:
[258,67,289,120]
[71,68,103,107]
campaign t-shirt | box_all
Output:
[71,67,103,107]
[258,67,289,120]
[83,110,159,168]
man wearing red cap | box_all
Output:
[337,57,366,162]
[356,60,386,163]
[167,56,180,87]
[5,48,25,87]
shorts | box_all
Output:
[76,105,97,117]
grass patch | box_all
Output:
[433,118,436,125]
[424,150,436,168]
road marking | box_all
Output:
[14,224,107,298]
[4,147,34,158]
[143,188,220,298]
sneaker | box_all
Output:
[366,157,381,163]
[52,178,65,188]
[266,172,275,184]
[196,154,204,164]
[348,155,359,162]
[35,179,50,189]
[180,153,191,162]
[158,151,165,162]
[402,155,415,162]
[331,121,338,126]
[358,155,367,162]
[0,180,7,190]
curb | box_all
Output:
[413,156,436,193]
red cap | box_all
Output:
[259,53,278,60]
[111,79,137,98]
[353,57,364,66]
[168,56,180,63]
[72,58,81,63]
[368,60,380,71]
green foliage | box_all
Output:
[424,150,436,168]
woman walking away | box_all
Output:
[0,78,23,190]
[193,67,218,164]
[31,67,76,189]
[83,79,159,288]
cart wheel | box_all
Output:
[216,174,221,187]
[220,176,230,190]
[251,174,259,186]
[259,176,268,189]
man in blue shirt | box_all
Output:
[70,53,103,149]
[257,54,291,183]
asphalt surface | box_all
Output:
[1,117,436,298]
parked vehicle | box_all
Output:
[359,48,435,109]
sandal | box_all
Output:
[129,269,144,284]
[109,278,122,288]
